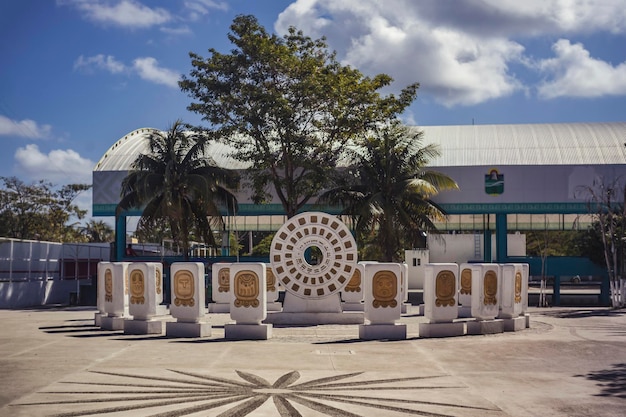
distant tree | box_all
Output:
[180,15,419,218]
[318,123,458,261]
[576,177,626,307]
[117,120,239,260]
[0,176,89,241]
[82,219,114,243]
[250,233,275,256]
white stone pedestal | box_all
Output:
[342,302,364,311]
[166,321,211,338]
[524,313,531,328]
[124,319,164,335]
[225,323,272,340]
[94,312,103,327]
[418,322,465,338]
[359,323,406,340]
[466,319,504,335]
[266,293,364,324]
[503,316,527,332]
[100,316,125,331]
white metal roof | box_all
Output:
[94,122,626,172]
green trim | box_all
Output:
[440,202,589,214]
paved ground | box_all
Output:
[0,306,624,416]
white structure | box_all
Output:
[225,262,271,340]
[458,263,473,318]
[265,212,363,325]
[342,263,364,311]
[124,262,168,335]
[360,263,406,340]
[419,263,465,338]
[100,262,130,330]
[265,266,282,311]
[499,263,530,331]
[468,263,504,335]
[166,262,211,338]
[209,262,231,313]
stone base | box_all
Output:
[265,311,364,325]
[502,316,527,332]
[419,321,466,338]
[166,321,211,338]
[401,302,411,314]
[458,306,472,318]
[418,304,425,316]
[94,312,103,327]
[342,302,364,312]
[208,303,230,313]
[124,319,164,335]
[524,313,531,328]
[359,323,407,340]
[267,302,283,312]
[466,319,504,335]
[225,323,272,340]
[100,316,125,331]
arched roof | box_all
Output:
[94,122,626,172]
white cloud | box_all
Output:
[74,54,180,88]
[60,0,171,28]
[184,0,229,21]
[132,57,180,88]
[0,115,52,139]
[537,39,626,99]
[275,0,626,106]
[73,54,127,74]
[14,144,94,184]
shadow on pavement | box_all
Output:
[577,363,626,398]
[539,308,625,319]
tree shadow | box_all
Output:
[539,308,625,319]
[576,363,626,398]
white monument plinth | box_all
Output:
[360,263,406,340]
[100,262,129,331]
[419,263,464,338]
[458,263,473,318]
[265,266,282,312]
[342,263,364,311]
[225,263,272,340]
[166,262,211,338]
[467,264,504,335]
[124,262,168,335]
[209,262,231,313]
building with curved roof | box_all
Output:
[93,122,626,261]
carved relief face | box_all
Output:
[130,270,144,297]
[174,271,194,300]
[266,268,276,292]
[234,271,260,308]
[460,268,472,295]
[345,269,361,292]
[483,270,498,305]
[435,270,456,307]
[373,272,396,302]
[156,269,162,295]
[515,271,522,303]
[104,269,113,299]
[218,268,230,292]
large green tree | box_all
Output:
[319,123,458,261]
[117,120,239,259]
[0,176,90,241]
[180,15,419,218]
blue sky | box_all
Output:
[1,0,626,221]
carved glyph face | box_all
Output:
[460,268,472,295]
[130,270,144,297]
[483,270,498,305]
[515,271,522,303]
[373,271,396,302]
[156,269,162,295]
[104,269,113,297]
[235,272,259,300]
[218,268,230,291]
[436,270,455,298]
[266,268,276,291]
[345,269,361,292]
[174,271,194,300]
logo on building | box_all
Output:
[485,168,504,195]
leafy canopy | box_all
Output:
[319,123,458,261]
[117,120,239,258]
[180,15,419,218]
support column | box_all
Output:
[495,213,508,263]
[483,214,491,262]
[114,215,127,262]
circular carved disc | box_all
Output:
[270,212,357,299]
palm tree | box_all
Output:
[319,122,458,261]
[117,120,239,259]
[83,220,114,242]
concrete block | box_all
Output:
[503,316,527,332]
[100,316,124,331]
[419,322,465,338]
[466,319,504,335]
[166,321,211,338]
[124,319,164,335]
[225,323,272,340]
[359,323,407,340]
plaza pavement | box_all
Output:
[0,305,624,417]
